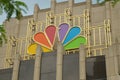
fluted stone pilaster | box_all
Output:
[68,0,74,11]
[105,2,111,19]
[51,0,56,13]
[104,46,120,80]
[33,45,42,80]
[56,41,64,80]
[34,4,40,21]
[79,45,86,80]
[12,54,20,80]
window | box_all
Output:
[56,0,68,3]
[92,0,104,4]
[74,0,86,3]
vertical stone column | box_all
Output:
[56,41,64,80]
[117,39,120,75]
[105,2,120,80]
[51,0,56,13]
[34,4,40,21]
[16,20,20,38]
[79,45,86,80]
[105,46,120,80]
[68,0,74,11]
[12,54,20,80]
[105,1,120,77]
[105,2,111,19]
[86,0,91,10]
[33,45,42,80]
[86,0,92,25]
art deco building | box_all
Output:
[0,0,120,80]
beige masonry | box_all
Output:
[12,54,20,80]
[0,0,120,80]
[56,42,64,80]
[33,45,42,80]
[79,45,86,80]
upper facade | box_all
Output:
[0,0,120,69]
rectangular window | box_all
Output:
[63,53,79,80]
[56,0,68,3]
[74,0,86,3]
[92,0,104,4]
[86,56,107,80]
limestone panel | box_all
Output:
[91,6,106,25]
[111,4,120,43]
[73,3,86,15]
[55,1,68,14]
[38,10,50,21]
[0,57,5,69]
[4,19,19,37]
[19,18,31,37]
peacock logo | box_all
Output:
[27,23,86,55]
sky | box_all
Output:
[0,0,97,24]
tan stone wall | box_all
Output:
[55,1,68,14]
[38,10,49,21]
[91,6,106,25]
[19,18,32,37]
[0,44,7,69]
[111,3,120,43]
[0,0,120,79]
[4,19,19,37]
[73,3,86,15]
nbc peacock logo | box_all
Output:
[27,23,86,55]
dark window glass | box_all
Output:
[41,52,57,80]
[86,56,107,80]
[63,53,79,80]
[0,68,13,80]
[18,59,35,80]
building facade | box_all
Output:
[0,0,120,80]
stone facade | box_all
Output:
[0,0,120,80]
